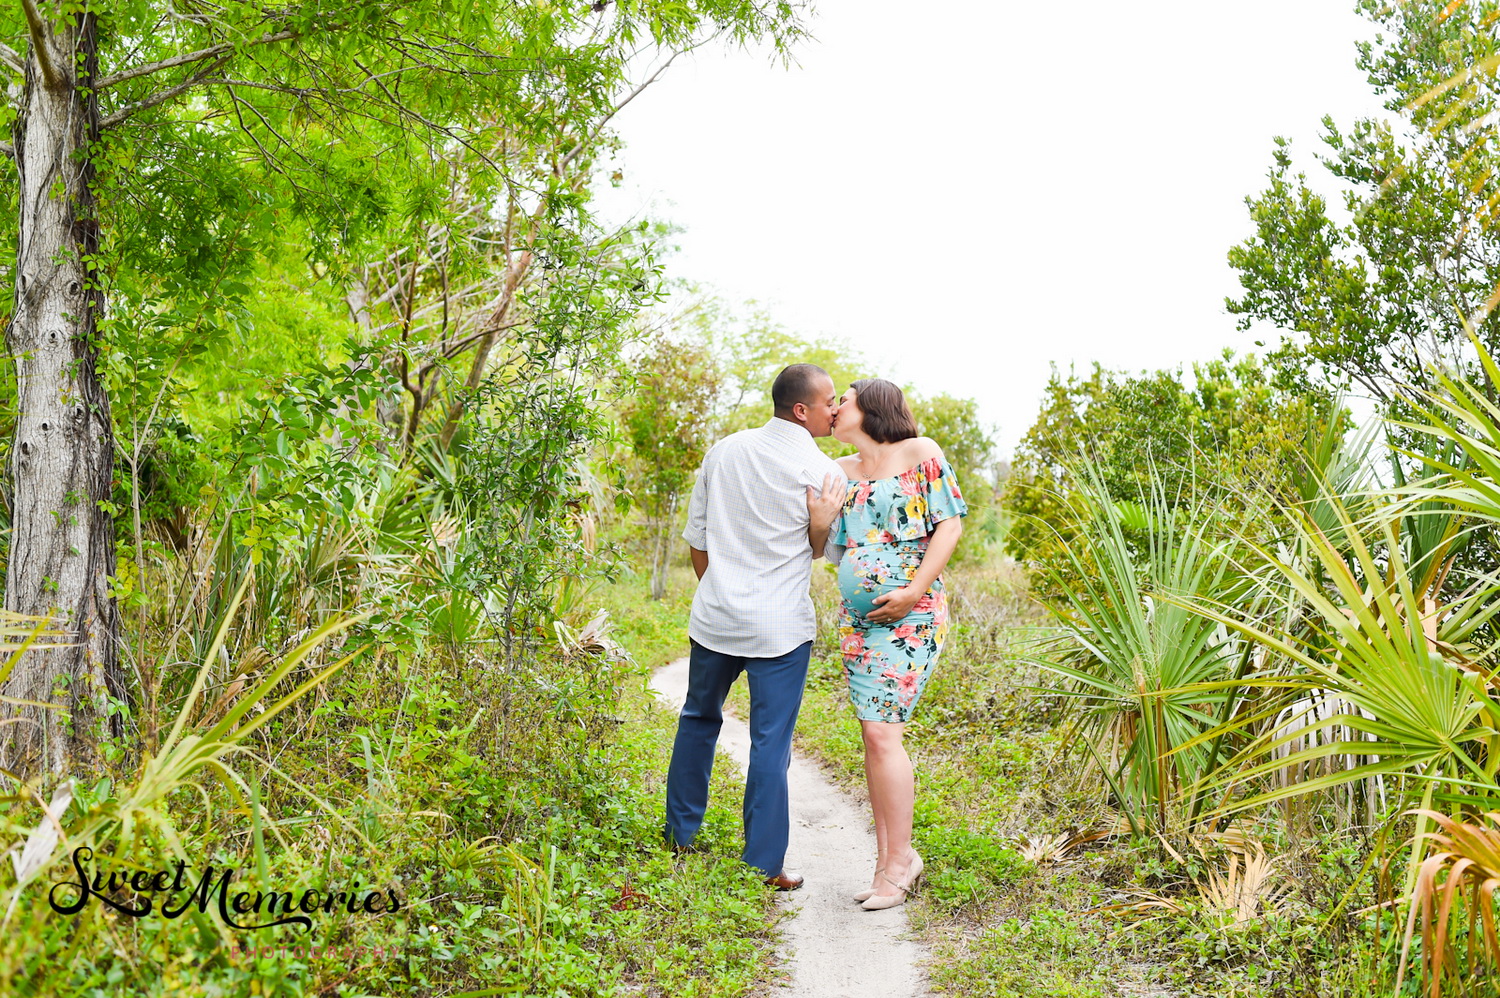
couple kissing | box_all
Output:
[664,363,966,910]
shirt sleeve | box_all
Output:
[682,456,710,550]
[925,458,968,529]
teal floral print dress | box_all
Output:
[832,456,968,723]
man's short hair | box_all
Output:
[771,364,830,415]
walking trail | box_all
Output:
[651,657,930,998]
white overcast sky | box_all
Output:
[594,1,1392,456]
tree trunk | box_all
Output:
[648,495,676,601]
[2,8,124,778]
[436,249,532,451]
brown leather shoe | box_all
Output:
[763,871,804,891]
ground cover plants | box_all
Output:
[0,469,788,995]
[931,359,1500,995]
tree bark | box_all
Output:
[648,495,676,601]
[2,7,123,778]
[435,249,532,451]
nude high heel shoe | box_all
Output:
[852,867,885,903]
[860,849,922,911]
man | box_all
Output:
[664,363,846,890]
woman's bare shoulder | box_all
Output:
[902,436,945,464]
[835,454,863,473]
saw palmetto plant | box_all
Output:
[1399,809,1500,997]
[1173,489,1499,820]
[1030,459,1254,836]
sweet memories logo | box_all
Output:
[49,847,401,932]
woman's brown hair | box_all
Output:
[849,378,919,443]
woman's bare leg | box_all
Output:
[861,719,915,893]
[865,740,888,890]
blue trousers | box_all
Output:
[664,639,812,877]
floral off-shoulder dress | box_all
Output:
[831,456,968,723]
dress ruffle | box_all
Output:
[832,456,968,548]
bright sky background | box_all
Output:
[595,1,1393,457]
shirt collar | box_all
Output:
[764,416,815,444]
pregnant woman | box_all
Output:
[828,378,967,911]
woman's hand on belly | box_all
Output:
[866,585,921,625]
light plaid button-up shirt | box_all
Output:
[682,417,846,658]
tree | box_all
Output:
[1001,353,1341,585]
[0,0,806,777]
[620,334,721,600]
[696,299,867,442]
[1227,0,1500,407]
[1001,364,1109,581]
[907,392,996,491]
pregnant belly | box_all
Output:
[838,544,921,621]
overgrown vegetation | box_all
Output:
[0,3,819,994]
[9,1,1500,996]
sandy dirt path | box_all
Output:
[651,657,929,998]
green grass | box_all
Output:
[925,904,1121,998]
[595,564,696,670]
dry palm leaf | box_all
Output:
[2,779,74,927]
[1094,889,1188,918]
[1017,829,1098,866]
[554,609,623,662]
[1017,813,1130,866]
[429,513,460,550]
[1193,840,1290,926]
[1398,809,1500,997]
[1097,835,1289,926]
